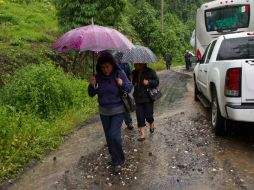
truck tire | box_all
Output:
[194,77,199,101]
[211,88,227,136]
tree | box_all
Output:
[54,0,126,32]
[131,2,159,46]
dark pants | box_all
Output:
[123,112,133,126]
[166,63,171,70]
[100,113,125,166]
[186,61,191,70]
[136,102,154,128]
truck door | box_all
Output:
[197,44,210,93]
[200,40,217,98]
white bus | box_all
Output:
[193,0,254,59]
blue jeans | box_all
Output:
[123,112,133,126]
[100,113,125,166]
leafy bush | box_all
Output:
[148,57,167,71]
[0,106,49,180]
[0,63,98,182]
[8,0,48,4]
[1,63,89,119]
[53,0,126,32]
[0,102,97,182]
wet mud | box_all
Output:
[3,69,254,190]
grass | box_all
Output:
[0,1,57,44]
[0,106,98,182]
[148,57,185,71]
[0,0,59,84]
[0,63,99,182]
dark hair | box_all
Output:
[96,51,119,74]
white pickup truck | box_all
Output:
[193,32,254,136]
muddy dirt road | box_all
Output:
[4,69,254,190]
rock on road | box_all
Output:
[3,69,254,190]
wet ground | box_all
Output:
[2,69,254,190]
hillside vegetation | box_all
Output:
[54,0,208,66]
[0,0,208,183]
[0,0,58,86]
[0,1,98,182]
[0,0,209,83]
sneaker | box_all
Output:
[114,165,121,174]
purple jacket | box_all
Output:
[88,69,132,108]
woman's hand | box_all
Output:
[89,76,96,87]
[143,79,149,86]
[116,78,123,86]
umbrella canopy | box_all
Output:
[53,24,134,53]
[121,45,157,63]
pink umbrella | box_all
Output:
[53,24,134,52]
[53,24,134,74]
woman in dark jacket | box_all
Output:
[132,63,159,141]
[88,51,132,173]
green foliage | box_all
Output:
[0,64,98,182]
[8,0,47,3]
[147,0,208,22]
[1,63,90,119]
[0,1,57,45]
[148,57,167,71]
[130,2,191,65]
[53,0,127,32]
[131,2,159,45]
[0,0,211,183]
[0,107,50,180]
[52,0,209,66]
[0,0,58,86]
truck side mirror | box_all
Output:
[190,56,199,63]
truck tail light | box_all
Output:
[225,68,241,97]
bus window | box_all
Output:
[205,5,250,32]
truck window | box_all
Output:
[217,37,254,60]
[249,38,254,58]
[200,44,211,64]
[205,40,217,63]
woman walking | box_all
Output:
[88,51,132,173]
[132,63,159,141]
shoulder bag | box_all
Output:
[119,88,136,113]
[147,87,162,101]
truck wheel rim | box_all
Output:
[212,98,217,127]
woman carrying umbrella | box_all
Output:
[132,63,159,141]
[123,46,159,141]
[88,51,132,173]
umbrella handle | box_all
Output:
[93,52,95,76]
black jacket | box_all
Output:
[132,66,159,103]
